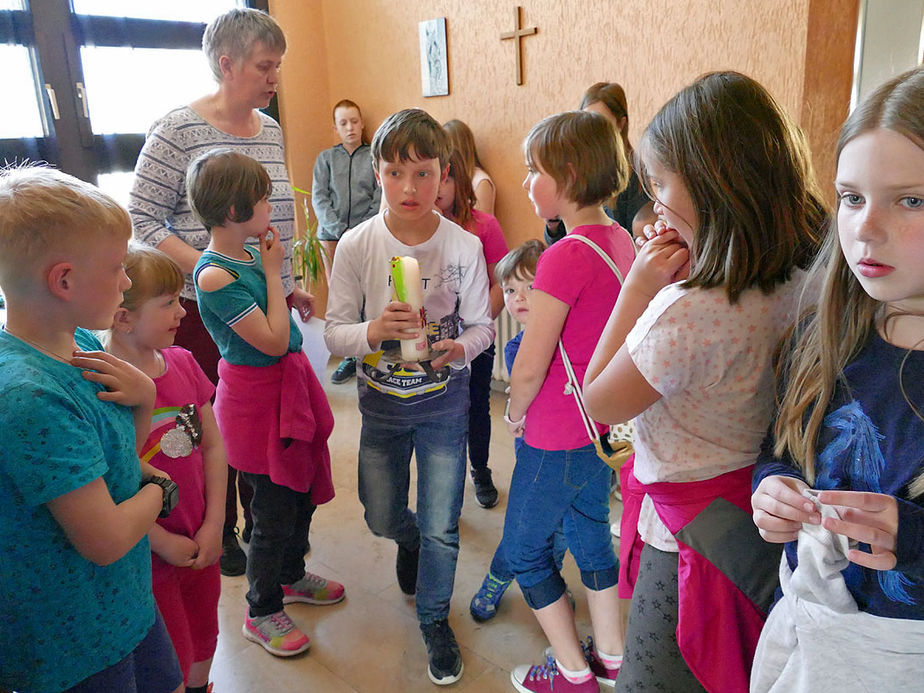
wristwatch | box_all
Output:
[141,474,179,518]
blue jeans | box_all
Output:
[488,530,568,582]
[503,441,618,609]
[358,412,468,624]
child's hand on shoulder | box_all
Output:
[259,226,284,275]
[751,474,821,543]
[154,532,199,568]
[191,521,223,570]
[816,490,899,571]
[72,350,156,408]
[368,300,421,349]
[626,228,690,298]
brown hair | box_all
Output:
[524,110,629,208]
[0,164,130,292]
[638,71,827,303]
[186,149,272,231]
[443,149,476,229]
[202,8,286,82]
[371,108,450,169]
[773,65,924,496]
[443,119,484,182]
[119,243,185,312]
[495,239,546,284]
[579,81,632,156]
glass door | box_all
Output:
[1,0,252,204]
[0,1,57,166]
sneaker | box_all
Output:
[609,522,620,539]
[242,610,310,657]
[584,645,620,688]
[396,544,419,595]
[330,357,356,384]
[469,571,511,622]
[241,520,253,544]
[220,528,246,577]
[511,655,599,692]
[544,637,620,687]
[282,571,346,605]
[471,467,498,508]
[420,619,463,685]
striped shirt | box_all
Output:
[129,105,296,300]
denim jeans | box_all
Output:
[489,439,568,579]
[503,441,618,609]
[488,529,568,582]
[358,412,468,624]
[241,472,316,617]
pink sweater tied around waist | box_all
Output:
[214,350,335,504]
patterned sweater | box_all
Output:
[129,105,295,300]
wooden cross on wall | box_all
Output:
[500,6,537,86]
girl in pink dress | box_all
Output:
[106,244,228,693]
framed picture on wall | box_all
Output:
[419,17,448,97]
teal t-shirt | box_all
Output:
[194,245,302,366]
[0,328,155,692]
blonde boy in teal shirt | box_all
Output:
[0,166,182,692]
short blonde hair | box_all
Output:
[524,111,629,208]
[202,8,286,82]
[0,165,130,292]
[120,243,184,312]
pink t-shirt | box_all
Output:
[525,223,635,450]
[466,209,509,266]
[141,346,215,559]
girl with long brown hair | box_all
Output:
[584,71,826,692]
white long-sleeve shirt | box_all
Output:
[324,212,494,420]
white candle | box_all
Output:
[390,256,430,362]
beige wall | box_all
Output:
[270,0,857,311]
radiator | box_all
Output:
[492,310,521,383]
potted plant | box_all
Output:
[290,186,331,375]
[291,186,329,291]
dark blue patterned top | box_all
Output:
[754,330,924,619]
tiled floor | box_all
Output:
[209,357,623,692]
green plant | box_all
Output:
[291,186,329,289]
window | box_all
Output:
[0,0,250,197]
[0,44,44,139]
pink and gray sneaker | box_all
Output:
[242,609,310,657]
[281,571,345,605]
